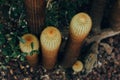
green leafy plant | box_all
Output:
[45,0,90,29]
[0,0,28,63]
[0,25,5,45]
[0,28,27,62]
[30,42,39,56]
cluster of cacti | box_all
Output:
[19,12,92,71]
[19,26,62,69]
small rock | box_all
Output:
[20,64,24,69]
[2,78,6,80]
[97,61,102,67]
[23,78,31,80]
[10,69,13,75]
[111,53,115,59]
[0,49,2,52]
[26,65,30,68]
[25,72,29,75]
[114,60,119,65]
[107,72,111,78]
[41,74,50,80]
[30,67,33,73]
[108,38,114,45]
[116,54,120,60]
[14,76,17,80]
[114,48,119,54]
[1,71,5,76]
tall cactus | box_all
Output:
[40,26,62,69]
[62,12,92,68]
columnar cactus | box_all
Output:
[40,26,61,69]
[19,34,39,66]
[62,12,92,68]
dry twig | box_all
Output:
[86,28,120,43]
[46,0,53,8]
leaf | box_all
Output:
[0,24,4,30]
[21,52,27,57]
[0,0,6,5]
[0,34,5,45]
[0,65,7,70]
[20,56,25,61]
[19,19,27,28]
[17,36,26,43]
[30,50,39,56]
[10,51,18,58]
[5,58,10,63]
[8,38,16,48]
[30,52,33,56]
[31,42,34,50]
[2,50,8,56]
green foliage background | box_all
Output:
[46,0,90,29]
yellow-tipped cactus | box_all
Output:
[62,12,92,68]
[72,60,83,73]
[40,26,61,69]
[19,34,39,66]
[70,12,92,42]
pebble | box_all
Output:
[108,38,114,45]
[117,54,120,60]
[97,61,102,67]
[23,78,31,80]
[14,76,17,80]
[0,49,2,52]
[20,64,24,69]
[107,72,111,78]
[41,74,50,80]
[111,52,115,59]
[1,71,5,76]
[26,65,30,68]
[114,60,119,65]
[10,69,13,75]
[30,67,33,72]
[1,78,6,80]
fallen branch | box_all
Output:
[86,28,120,43]
[83,28,120,74]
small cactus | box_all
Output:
[19,34,39,66]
